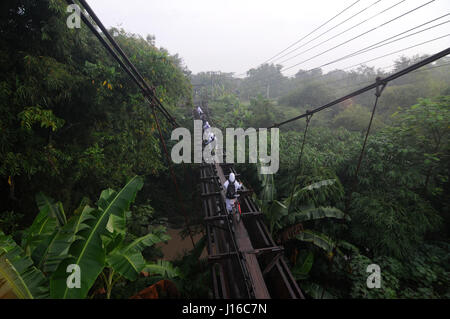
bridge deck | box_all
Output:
[197,109,304,299]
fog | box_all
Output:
[87,0,450,75]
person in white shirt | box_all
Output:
[223,173,242,214]
[204,132,215,146]
[203,121,210,130]
[203,122,211,138]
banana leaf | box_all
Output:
[291,251,314,280]
[49,176,143,298]
[293,206,350,222]
[32,205,92,274]
[106,231,170,281]
[296,230,336,253]
[21,193,67,256]
[143,260,180,279]
[35,192,67,227]
[0,231,49,299]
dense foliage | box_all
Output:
[203,63,449,298]
[1,0,449,299]
[0,0,194,227]
[0,0,199,299]
[0,176,179,299]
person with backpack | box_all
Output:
[223,172,242,214]
[204,131,215,146]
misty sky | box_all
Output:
[87,0,449,76]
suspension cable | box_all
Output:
[288,111,313,205]
[78,0,177,127]
[315,15,450,71]
[69,0,197,244]
[267,47,450,128]
[237,0,362,76]
[282,0,436,71]
[345,78,386,211]
[278,0,408,67]
[275,0,385,64]
[151,106,195,247]
[70,0,179,127]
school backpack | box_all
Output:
[226,181,236,199]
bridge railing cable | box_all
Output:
[344,77,386,211]
[281,0,437,72]
[237,0,363,76]
[267,47,450,129]
[69,0,179,127]
[273,0,385,64]
[69,0,196,246]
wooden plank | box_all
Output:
[201,191,221,197]
[208,251,238,261]
[215,163,271,299]
[263,252,282,275]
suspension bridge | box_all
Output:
[196,107,304,299]
[68,0,449,299]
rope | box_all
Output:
[70,0,196,245]
[152,106,195,247]
[72,0,179,127]
[268,47,450,128]
[345,77,386,212]
[288,111,313,206]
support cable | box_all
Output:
[237,0,362,76]
[318,14,450,69]
[282,0,436,71]
[71,0,178,127]
[152,106,195,247]
[78,0,177,126]
[275,0,385,64]
[70,0,197,246]
[278,0,408,67]
[288,111,313,205]
[267,47,450,128]
[345,77,386,211]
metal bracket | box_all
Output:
[305,109,313,123]
[204,214,227,222]
[262,252,283,275]
[208,223,231,232]
[201,191,221,198]
[375,77,387,97]
[208,251,238,261]
[251,246,284,256]
[237,189,253,197]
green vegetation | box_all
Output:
[205,87,449,299]
[203,61,449,299]
[0,176,177,299]
[0,1,198,299]
[1,0,449,299]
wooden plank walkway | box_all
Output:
[214,163,271,299]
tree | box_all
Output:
[0,0,193,227]
[0,176,177,299]
[278,83,336,111]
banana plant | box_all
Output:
[0,231,49,299]
[291,251,314,280]
[256,162,350,254]
[301,282,336,299]
[21,192,67,257]
[101,224,170,298]
[143,260,180,279]
[0,176,173,299]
